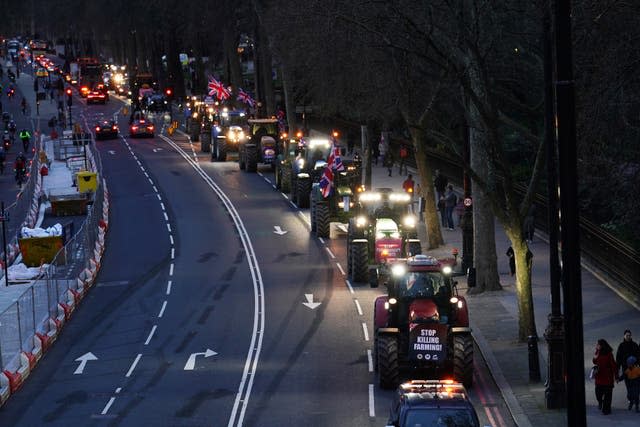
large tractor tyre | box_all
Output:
[239,150,246,170]
[281,167,292,193]
[310,192,317,232]
[453,334,474,388]
[200,135,211,152]
[377,334,400,390]
[296,178,312,208]
[246,146,258,172]
[274,165,282,189]
[217,139,228,161]
[315,203,331,238]
[350,240,369,283]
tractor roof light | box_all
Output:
[391,264,406,277]
[308,138,330,149]
[403,215,416,227]
[359,192,382,202]
[442,265,453,275]
[356,216,367,227]
[389,192,411,202]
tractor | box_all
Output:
[347,190,421,284]
[309,156,363,237]
[373,254,475,389]
[274,131,304,193]
[288,138,333,208]
[238,118,279,172]
[211,108,248,161]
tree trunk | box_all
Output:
[224,27,243,92]
[505,228,537,341]
[166,30,186,99]
[410,126,443,249]
[258,25,275,116]
[281,65,296,131]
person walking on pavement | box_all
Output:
[378,134,387,166]
[523,204,536,242]
[444,184,457,230]
[434,169,448,200]
[398,143,409,175]
[616,329,640,381]
[372,136,380,165]
[385,148,394,177]
[593,338,617,415]
[619,356,640,412]
[437,196,447,227]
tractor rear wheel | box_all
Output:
[377,334,399,389]
[315,203,330,238]
[239,148,246,170]
[217,139,228,161]
[296,178,311,208]
[310,191,317,232]
[281,167,291,193]
[350,240,368,283]
[246,146,258,172]
[453,334,474,388]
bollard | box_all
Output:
[528,334,542,382]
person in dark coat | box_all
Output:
[616,329,640,379]
[593,338,618,414]
[433,169,448,200]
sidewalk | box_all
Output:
[365,157,640,426]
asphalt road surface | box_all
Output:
[0,92,516,426]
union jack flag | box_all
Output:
[208,76,230,100]
[237,88,255,107]
[319,139,345,198]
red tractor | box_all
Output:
[373,255,475,389]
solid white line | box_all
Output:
[318,237,325,244]
[336,262,345,276]
[169,263,174,276]
[354,299,363,316]
[368,384,375,417]
[362,323,370,341]
[163,212,169,221]
[325,247,336,259]
[171,248,175,259]
[166,280,172,295]
[169,234,174,245]
[367,350,373,372]
[166,223,172,232]
[160,202,165,211]
[158,301,167,318]
[345,279,355,294]
[125,354,142,377]
[101,397,116,415]
[144,325,157,345]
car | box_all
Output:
[86,89,107,104]
[386,380,480,427]
[129,118,154,138]
[145,93,169,112]
[94,120,118,140]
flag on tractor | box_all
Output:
[237,88,255,107]
[208,76,230,100]
[319,139,345,198]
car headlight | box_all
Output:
[403,215,416,227]
[391,264,406,277]
[356,216,367,227]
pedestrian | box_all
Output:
[372,136,380,165]
[398,143,409,175]
[20,97,27,115]
[505,246,533,277]
[378,134,387,166]
[385,148,394,177]
[444,184,457,230]
[437,196,446,227]
[616,329,640,379]
[523,204,536,242]
[592,338,617,415]
[347,131,355,156]
[434,169,448,200]
[415,184,425,221]
[402,174,415,196]
[454,196,465,227]
[619,356,640,412]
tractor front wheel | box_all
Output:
[453,334,474,388]
[296,178,311,208]
[281,167,292,193]
[217,139,228,161]
[315,203,330,238]
[246,146,258,172]
[377,334,399,389]
[350,240,368,283]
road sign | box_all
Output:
[463,197,473,207]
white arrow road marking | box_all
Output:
[302,294,321,310]
[184,349,218,370]
[108,150,115,155]
[273,226,288,235]
[74,352,98,374]
[153,148,163,152]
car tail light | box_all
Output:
[131,126,138,131]
[112,126,117,130]
[95,126,100,131]
[148,125,154,131]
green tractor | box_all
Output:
[238,118,279,172]
[287,138,333,208]
[347,190,422,284]
[211,108,248,161]
[274,132,304,194]
[309,157,363,237]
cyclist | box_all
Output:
[14,152,26,185]
[8,119,16,136]
[20,97,27,115]
[0,143,5,174]
[19,128,31,152]
[2,130,11,150]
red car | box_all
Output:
[129,118,154,138]
[87,89,107,104]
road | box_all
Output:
[0,88,515,426]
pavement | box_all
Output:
[360,145,640,426]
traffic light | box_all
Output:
[66,88,72,107]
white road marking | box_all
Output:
[171,248,175,259]
[160,202,165,211]
[166,280,172,295]
[169,234,174,245]
[367,350,373,372]
[336,262,345,276]
[362,323,370,341]
[115,387,121,393]
[157,194,162,201]
[289,201,297,209]
[345,279,355,294]
[101,397,116,415]
[153,185,158,192]
[369,384,375,417]
[282,193,289,200]
[125,354,142,377]
[169,263,174,276]
[158,301,167,318]
[271,184,276,189]
[325,247,335,259]
[163,212,169,221]
[354,299,363,316]
[144,325,157,345]
[166,223,172,232]
[318,237,325,244]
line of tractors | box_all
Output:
[189,107,476,389]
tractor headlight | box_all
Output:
[450,296,459,304]
[389,298,397,305]
[391,264,406,277]
[297,159,305,169]
[215,126,222,132]
[403,215,416,227]
[391,232,400,239]
[442,265,452,275]
[356,216,367,227]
